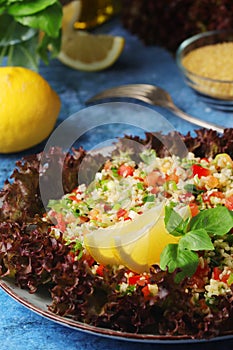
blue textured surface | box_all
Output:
[1,22,233,350]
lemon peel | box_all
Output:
[58,29,125,71]
[84,204,181,273]
[0,66,61,153]
[59,1,124,71]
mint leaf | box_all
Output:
[190,206,233,236]
[179,229,214,251]
[15,2,62,38]
[160,244,199,283]
[164,206,187,236]
[7,0,57,16]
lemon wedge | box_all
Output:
[58,29,125,71]
[59,1,124,71]
[84,204,181,273]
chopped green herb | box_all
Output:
[184,184,204,195]
[143,195,155,203]
[137,182,144,190]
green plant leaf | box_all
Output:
[190,206,233,236]
[164,206,187,236]
[15,2,62,37]
[178,229,214,251]
[160,243,199,283]
[5,32,39,70]
[7,0,57,16]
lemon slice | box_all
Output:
[113,207,180,273]
[58,28,125,71]
[59,1,125,71]
[84,204,182,273]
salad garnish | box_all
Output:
[161,205,233,283]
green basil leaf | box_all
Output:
[178,229,214,251]
[160,243,199,283]
[164,206,186,236]
[7,0,57,16]
[190,206,233,236]
[15,2,62,37]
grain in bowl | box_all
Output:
[177,30,233,100]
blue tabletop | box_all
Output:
[1,22,233,350]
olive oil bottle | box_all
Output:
[74,0,121,30]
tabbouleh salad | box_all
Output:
[0,130,233,339]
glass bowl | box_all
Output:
[176,30,233,108]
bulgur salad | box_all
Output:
[1,129,233,340]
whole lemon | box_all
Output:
[0,67,61,153]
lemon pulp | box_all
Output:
[84,204,180,273]
[59,1,125,71]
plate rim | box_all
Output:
[1,277,233,344]
[1,143,233,344]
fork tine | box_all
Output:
[86,84,155,104]
[87,91,154,106]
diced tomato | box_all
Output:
[82,253,95,267]
[221,274,230,284]
[68,194,79,202]
[225,195,233,210]
[165,173,179,184]
[141,285,150,297]
[67,251,76,263]
[192,164,211,178]
[203,191,224,203]
[189,260,210,289]
[79,216,89,223]
[96,265,105,277]
[213,267,232,283]
[118,164,134,177]
[117,208,128,219]
[189,202,199,217]
[128,275,148,286]
[212,267,231,284]
[213,266,221,280]
[128,275,142,285]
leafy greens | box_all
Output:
[160,205,233,283]
[0,0,62,70]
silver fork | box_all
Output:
[86,84,225,134]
